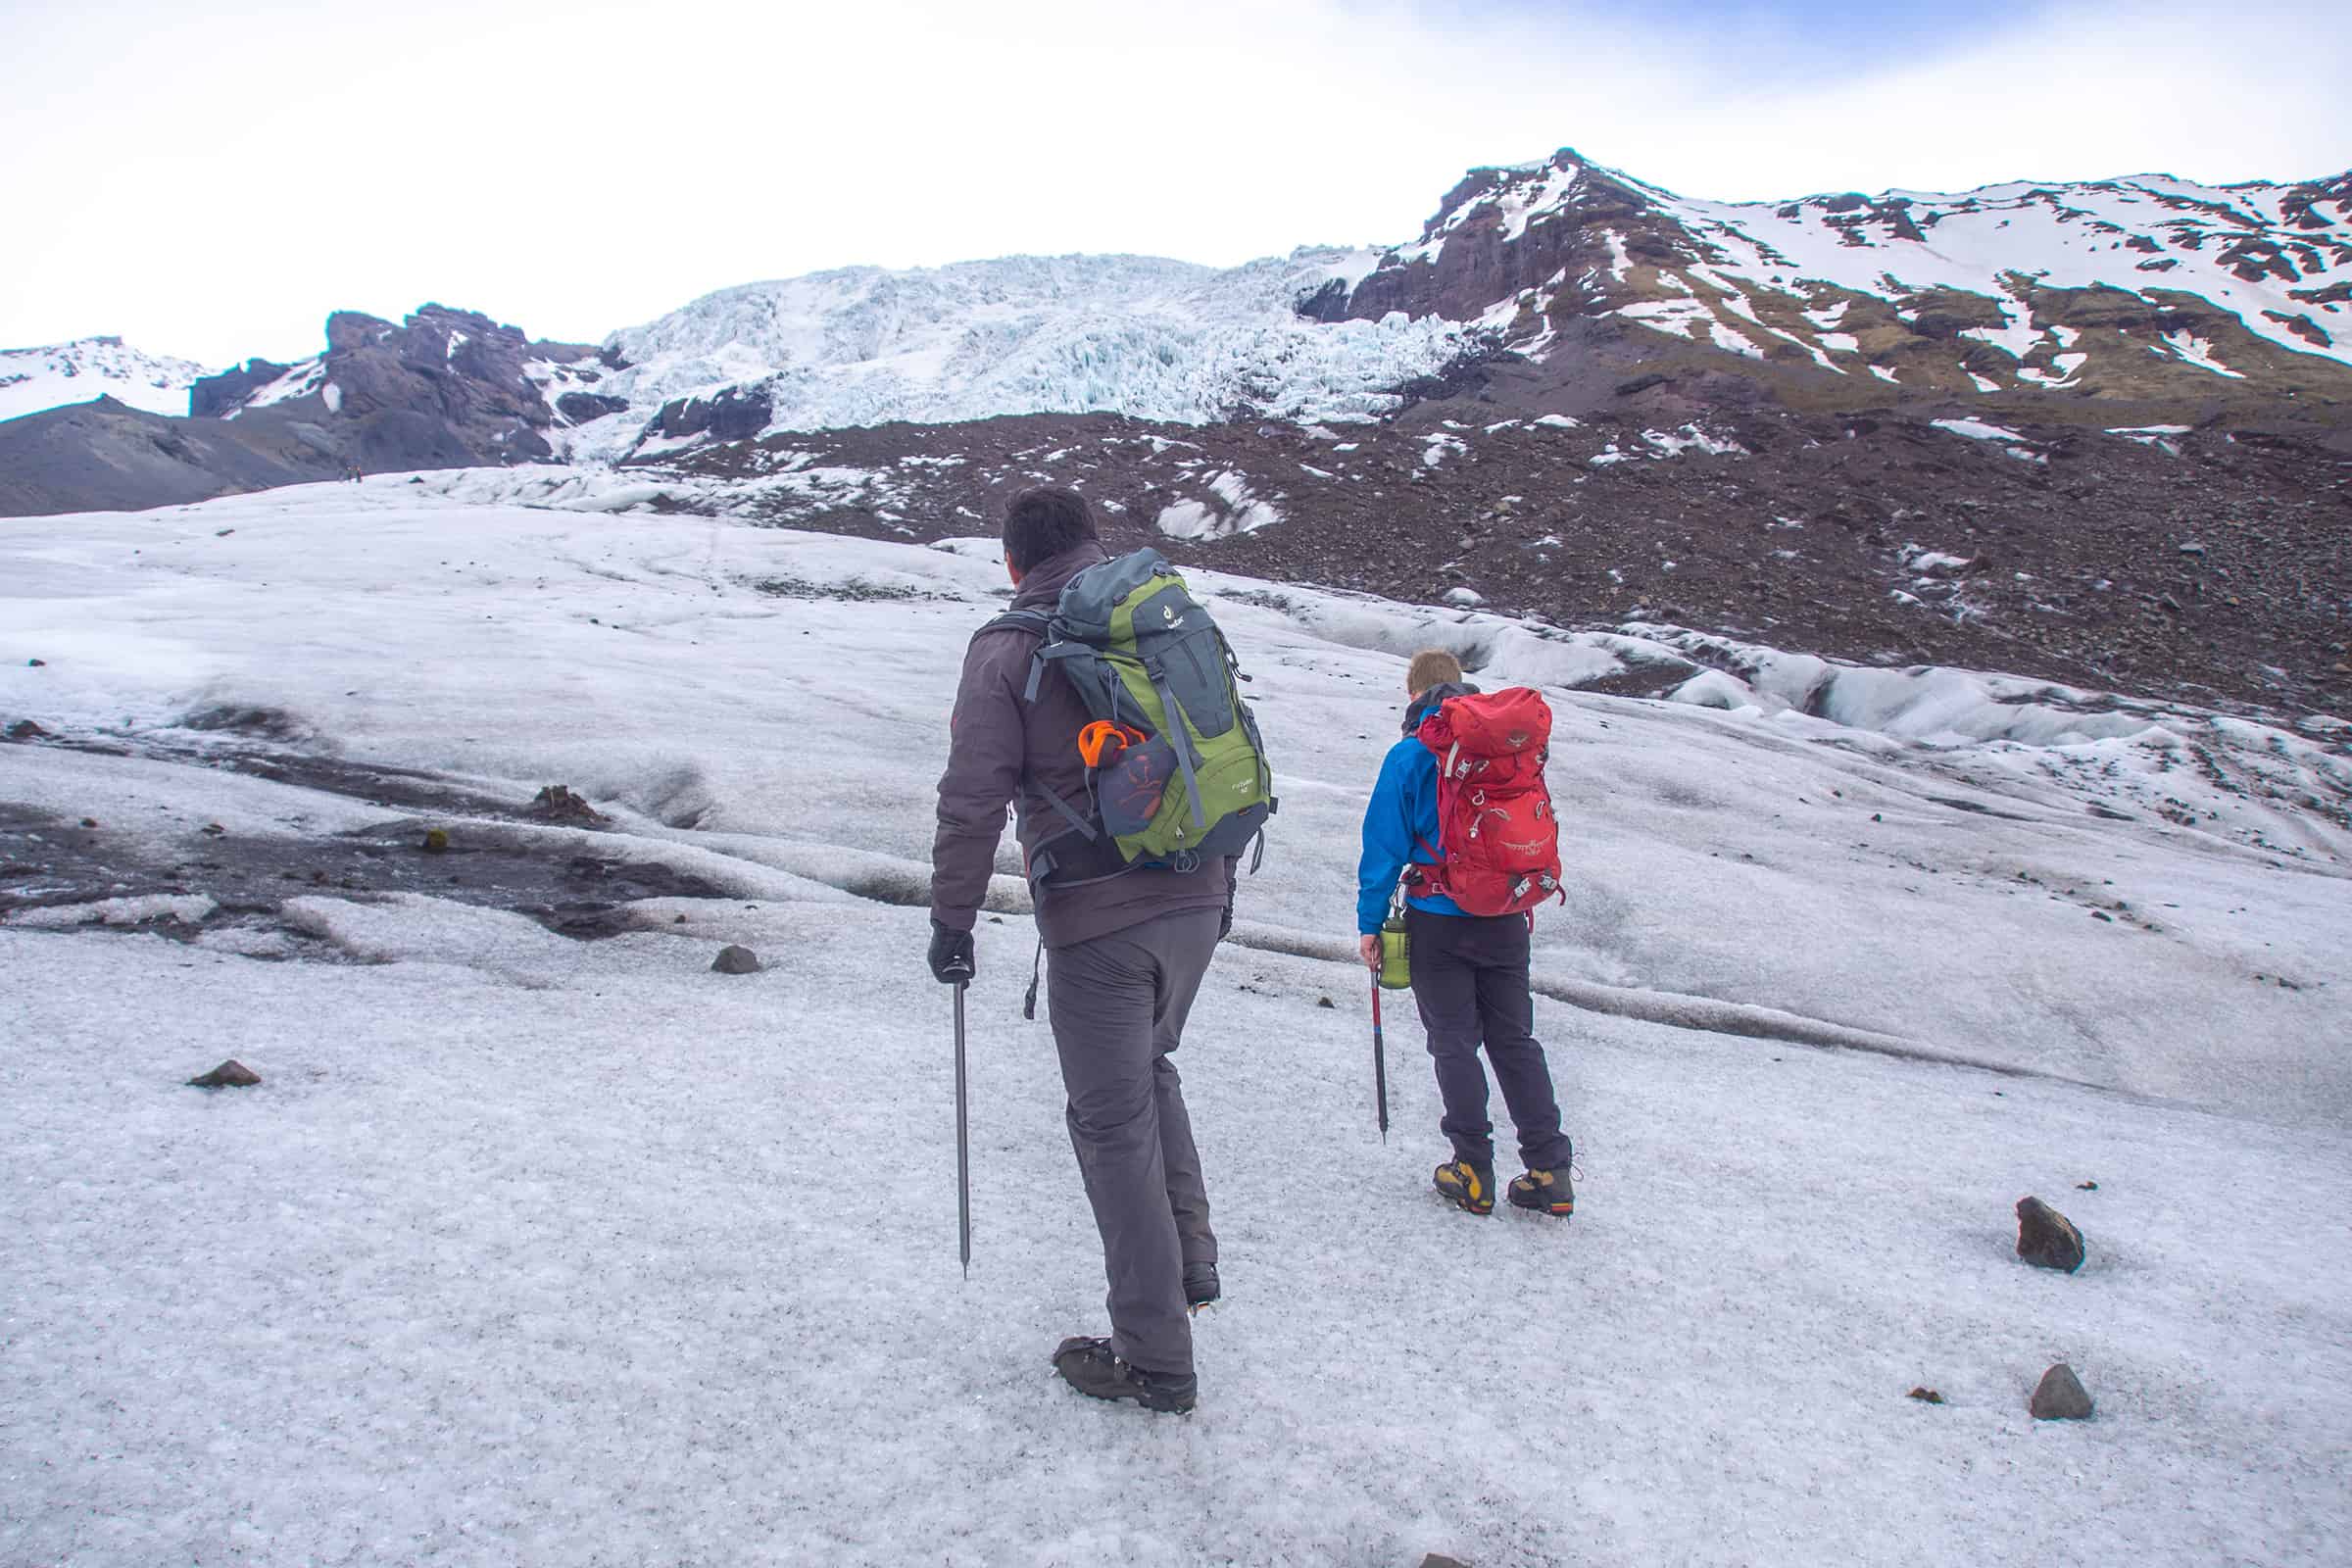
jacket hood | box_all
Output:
[1009,540,1112,612]
[1402,680,1481,735]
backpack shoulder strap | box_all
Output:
[979,608,1052,639]
[976,608,1057,702]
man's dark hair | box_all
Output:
[1003,485,1099,573]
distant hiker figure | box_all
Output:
[929,485,1272,1415]
[1357,649,1576,1219]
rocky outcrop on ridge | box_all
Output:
[2,305,619,516]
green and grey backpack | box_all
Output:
[989,548,1275,891]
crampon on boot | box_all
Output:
[1050,1337,1198,1414]
[1433,1159,1495,1215]
[1507,1167,1574,1218]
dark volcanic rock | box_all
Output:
[4,719,46,741]
[558,391,632,423]
[642,383,774,447]
[315,305,591,467]
[0,397,325,516]
[527,785,608,825]
[2030,1362,2094,1420]
[2017,1197,2087,1272]
[4,303,616,516]
[711,944,761,974]
[190,359,299,417]
[187,1058,262,1088]
[1293,276,1353,323]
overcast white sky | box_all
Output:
[2,0,2345,366]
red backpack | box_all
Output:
[1410,687,1564,918]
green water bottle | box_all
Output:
[1378,913,1412,990]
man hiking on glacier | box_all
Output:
[1357,649,1576,1219]
[928,485,1271,1415]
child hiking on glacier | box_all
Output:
[1356,649,1576,1219]
[928,485,1271,1416]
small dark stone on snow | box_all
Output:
[1907,1387,1945,1403]
[2017,1196,2086,1272]
[201,822,226,838]
[1421,1557,1473,1568]
[27,659,46,667]
[2030,1362,2094,1420]
[188,1059,261,1089]
[711,944,761,974]
[5,719,46,740]
[527,784,607,824]
[2078,1180,2099,1190]
[80,817,98,828]
[1317,996,1336,1008]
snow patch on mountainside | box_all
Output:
[0,337,213,422]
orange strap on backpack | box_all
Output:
[1078,719,1149,770]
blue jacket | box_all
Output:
[1356,685,1474,933]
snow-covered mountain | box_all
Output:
[566,150,2351,461]
[578,249,1456,458]
[0,335,212,422]
[1343,150,2352,401]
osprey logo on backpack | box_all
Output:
[983,548,1275,891]
[1409,686,1563,919]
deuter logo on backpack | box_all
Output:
[1408,686,1563,918]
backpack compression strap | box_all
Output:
[1144,661,1208,831]
[979,609,1101,843]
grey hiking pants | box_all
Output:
[1046,906,1221,1379]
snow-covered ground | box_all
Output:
[0,336,212,422]
[3,483,2348,1566]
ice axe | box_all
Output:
[947,967,974,1278]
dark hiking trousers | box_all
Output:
[1405,906,1574,1173]
[1046,906,1221,1379]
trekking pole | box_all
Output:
[1369,972,1391,1143]
[951,974,973,1278]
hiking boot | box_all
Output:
[1433,1159,1495,1215]
[1184,1261,1220,1310]
[1051,1337,1198,1413]
[1508,1167,1574,1218]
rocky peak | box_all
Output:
[186,304,616,466]
[1337,146,2352,424]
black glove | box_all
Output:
[928,918,975,984]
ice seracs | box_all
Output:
[576,251,1475,458]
